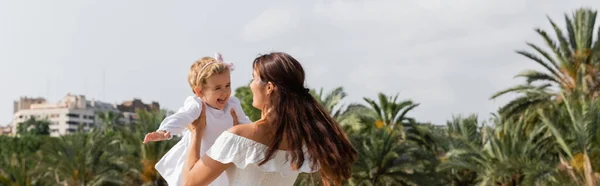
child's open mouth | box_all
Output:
[217,98,226,105]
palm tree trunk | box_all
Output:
[559,155,582,185]
[584,151,596,186]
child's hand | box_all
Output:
[143,130,170,144]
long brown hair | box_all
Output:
[253,52,357,185]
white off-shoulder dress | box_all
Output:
[205,131,318,186]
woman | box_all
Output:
[182,52,357,186]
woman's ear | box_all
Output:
[266,82,274,95]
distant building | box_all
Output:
[11,95,164,136]
[116,98,160,124]
[117,98,160,113]
[13,97,46,114]
[12,93,120,137]
[119,112,139,125]
[0,124,12,136]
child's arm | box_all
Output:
[229,97,253,125]
[159,96,203,136]
[144,96,202,143]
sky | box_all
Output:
[1,0,600,126]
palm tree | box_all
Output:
[119,109,176,186]
[97,111,121,134]
[363,93,419,135]
[442,114,569,186]
[310,87,377,133]
[538,90,600,186]
[0,135,48,186]
[439,115,482,186]
[16,118,50,136]
[402,122,450,185]
[310,87,347,115]
[39,130,124,185]
[492,8,600,119]
[347,126,416,186]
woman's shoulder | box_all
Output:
[227,122,257,139]
[207,123,317,175]
[207,123,266,163]
[215,123,274,151]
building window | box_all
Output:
[66,121,78,125]
[66,113,80,118]
[88,115,95,120]
[51,129,59,133]
[67,129,76,133]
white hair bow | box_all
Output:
[214,52,235,71]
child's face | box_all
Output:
[195,70,231,110]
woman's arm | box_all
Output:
[182,130,230,186]
[182,103,237,186]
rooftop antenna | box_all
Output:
[45,78,49,98]
[84,73,88,97]
[102,68,106,101]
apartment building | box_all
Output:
[12,94,120,137]
[13,97,46,114]
[0,124,12,136]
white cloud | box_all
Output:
[241,6,297,42]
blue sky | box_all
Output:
[1,0,599,126]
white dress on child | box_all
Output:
[205,131,318,186]
[154,96,252,186]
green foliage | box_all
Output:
[234,85,262,121]
[363,93,419,132]
[17,118,50,136]
[493,8,600,120]
[0,110,177,186]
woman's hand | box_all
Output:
[181,104,240,186]
[231,109,239,126]
[188,103,207,132]
[186,103,240,131]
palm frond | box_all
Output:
[536,28,570,66]
[515,70,560,84]
[517,50,562,78]
[527,42,561,72]
[548,16,574,61]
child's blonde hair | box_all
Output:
[188,57,229,93]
